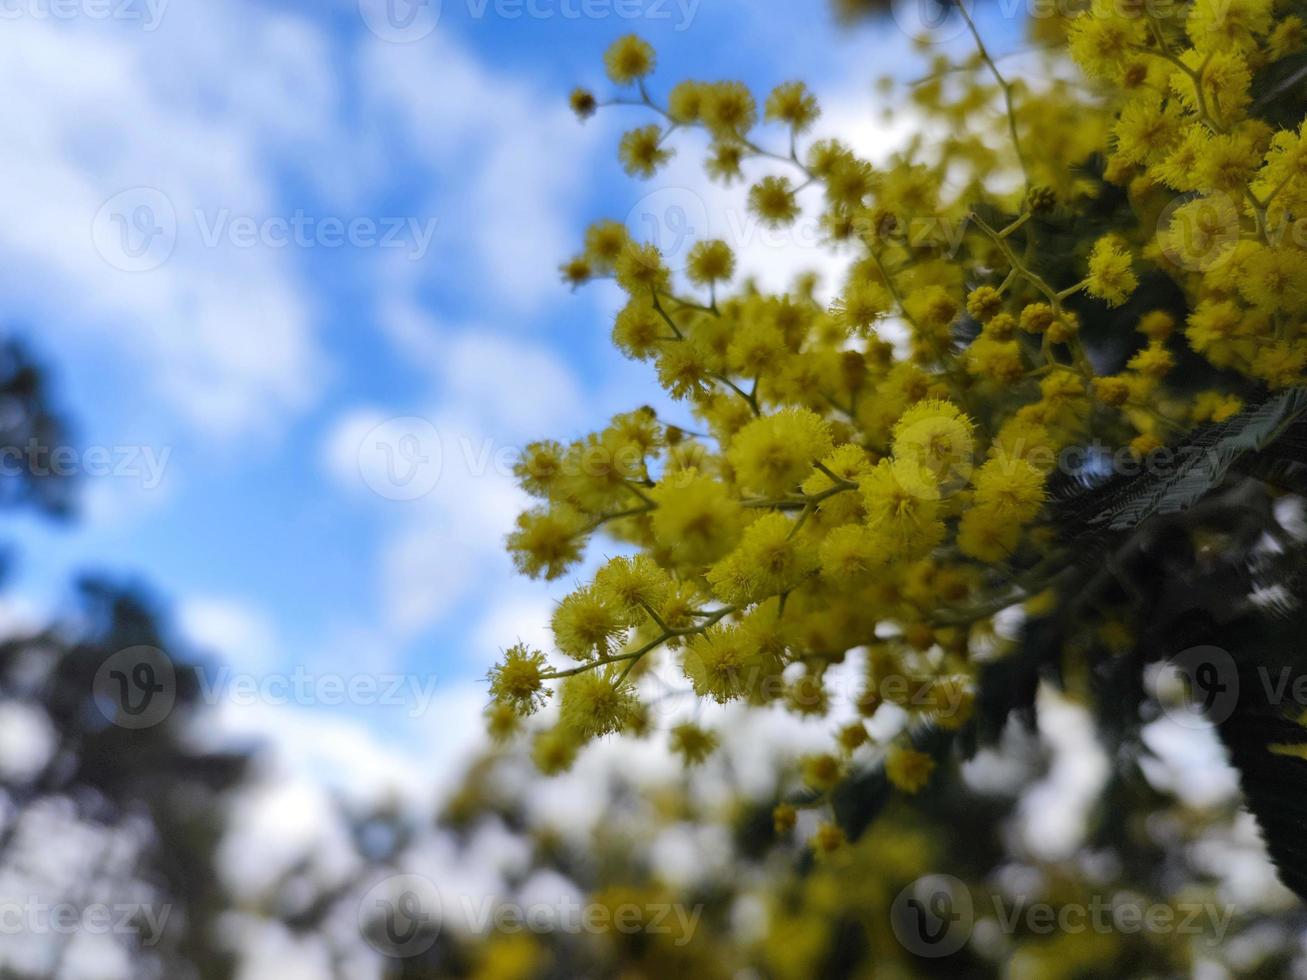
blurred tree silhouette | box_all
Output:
[0,338,253,979]
[0,338,76,519]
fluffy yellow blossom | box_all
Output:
[1068,2,1148,79]
[819,523,883,585]
[966,335,1026,384]
[569,87,597,120]
[650,469,744,566]
[618,125,673,178]
[765,81,820,131]
[891,399,975,487]
[669,723,719,765]
[958,504,1022,562]
[604,34,655,85]
[1127,341,1175,379]
[802,753,843,791]
[1093,376,1132,407]
[559,669,640,740]
[859,459,944,561]
[885,746,936,794]
[1113,98,1183,165]
[965,285,1004,322]
[593,554,672,618]
[1253,343,1307,388]
[971,456,1046,523]
[584,219,629,269]
[615,241,670,294]
[1186,0,1273,52]
[1169,50,1252,129]
[773,803,797,833]
[1019,302,1057,334]
[612,300,663,360]
[683,624,764,702]
[728,408,833,496]
[813,822,845,853]
[1239,246,1307,314]
[552,587,628,660]
[1138,311,1176,341]
[686,239,735,285]
[531,727,579,775]
[701,81,757,138]
[667,80,705,123]
[507,507,587,580]
[1085,237,1138,307]
[1268,16,1307,58]
[748,175,801,228]
[708,512,818,605]
[488,644,551,716]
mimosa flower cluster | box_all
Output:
[488,8,1307,851]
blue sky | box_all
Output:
[0,0,1020,784]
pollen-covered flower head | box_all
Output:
[707,511,818,605]
[584,219,630,271]
[669,722,719,766]
[748,175,801,228]
[615,241,670,295]
[891,399,975,489]
[859,458,944,561]
[965,285,1004,323]
[667,80,706,123]
[650,468,744,566]
[958,503,1021,563]
[603,34,655,85]
[700,81,757,139]
[819,522,883,586]
[686,238,735,286]
[593,554,672,618]
[682,624,763,703]
[970,455,1046,523]
[802,753,843,791]
[507,506,586,580]
[1157,193,1243,272]
[1085,235,1138,307]
[558,669,640,740]
[569,87,597,120]
[551,586,629,660]
[618,125,673,178]
[885,745,936,794]
[727,408,833,496]
[531,727,579,775]
[488,644,551,716]
[765,80,820,131]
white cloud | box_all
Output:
[0,12,337,438]
[616,89,920,306]
[319,316,586,640]
[179,595,282,674]
[358,32,601,312]
[470,591,555,667]
[0,701,56,783]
